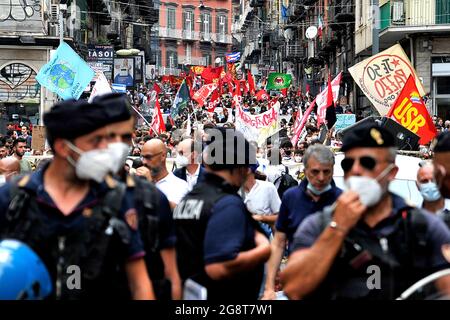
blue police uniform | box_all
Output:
[0,164,146,299]
[291,193,450,299]
[276,179,342,252]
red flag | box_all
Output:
[153,83,161,94]
[242,80,249,95]
[306,84,310,96]
[193,83,218,107]
[387,76,437,145]
[201,66,223,84]
[256,89,269,101]
[207,90,221,112]
[297,87,302,97]
[247,70,256,94]
[281,88,288,97]
[233,80,242,98]
[168,115,175,127]
[150,99,166,134]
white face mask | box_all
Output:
[108,142,131,174]
[0,175,6,186]
[66,141,113,183]
[345,164,395,207]
[175,155,189,168]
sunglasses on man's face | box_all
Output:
[341,156,379,172]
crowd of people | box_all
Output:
[1,77,450,301]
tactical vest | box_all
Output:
[310,207,432,300]
[174,174,264,301]
[125,175,174,300]
[0,175,131,300]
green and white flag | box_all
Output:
[266,73,292,90]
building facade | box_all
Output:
[153,0,233,76]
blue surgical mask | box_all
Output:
[419,182,442,202]
[307,182,332,196]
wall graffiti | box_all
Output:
[0,0,41,22]
[0,0,45,34]
[0,63,41,103]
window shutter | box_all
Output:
[191,12,195,31]
[200,13,204,33]
[216,14,219,34]
[183,11,186,31]
[224,15,228,36]
[166,50,170,67]
[209,14,212,33]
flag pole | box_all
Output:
[129,103,159,136]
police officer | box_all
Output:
[0,99,154,299]
[174,128,271,300]
[281,123,450,300]
[92,93,182,300]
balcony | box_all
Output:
[159,67,182,76]
[286,43,306,60]
[212,33,233,44]
[178,55,208,66]
[379,0,450,47]
[182,30,200,41]
[231,2,254,34]
[329,0,355,31]
[158,27,182,39]
[199,32,212,42]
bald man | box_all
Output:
[173,138,206,191]
[0,156,20,183]
[416,162,448,217]
[138,139,189,208]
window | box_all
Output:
[166,51,178,68]
[216,15,227,42]
[203,54,211,66]
[167,7,176,29]
[437,77,450,95]
[183,10,195,38]
[186,44,192,64]
[201,13,212,40]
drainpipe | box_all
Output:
[406,34,414,67]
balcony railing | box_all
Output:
[182,29,200,41]
[178,55,208,66]
[212,33,233,44]
[159,67,182,76]
[199,32,212,42]
[158,27,182,39]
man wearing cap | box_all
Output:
[92,93,182,300]
[173,128,271,300]
[0,99,154,300]
[281,123,450,300]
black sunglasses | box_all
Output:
[341,156,377,172]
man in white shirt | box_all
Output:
[173,138,206,191]
[242,163,281,235]
[137,139,189,209]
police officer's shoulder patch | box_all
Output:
[125,208,138,231]
[441,244,450,263]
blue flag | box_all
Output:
[281,4,288,22]
[225,52,241,64]
[171,80,190,118]
[36,42,95,100]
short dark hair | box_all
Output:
[13,137,26,148]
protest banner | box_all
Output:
[349,44,425,116]
[335,114,356,132]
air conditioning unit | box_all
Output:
[50,4,59,23]
[48,22,58,36]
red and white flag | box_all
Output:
[291,100,315,146]
[150,99,166,135]
[207,90,221,112]
[316,72,342,127]
[256,89,269,101]
[193,83,218,107]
